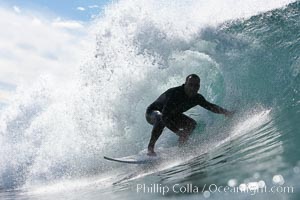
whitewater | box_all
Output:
[0,0,300,199]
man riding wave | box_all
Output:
[146,74,234,156]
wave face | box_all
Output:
[0,0,299,199]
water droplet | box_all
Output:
[258,180,266,188]
[203,191,210,198]
[272,174,284,185]
[239,183,247,192]
[248,182,259,191]
[228,179,237,187]
[253,172,260,179]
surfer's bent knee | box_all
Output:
[145,109,163,125]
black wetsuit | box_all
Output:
[146,84,228,132]
[146,84,230,152]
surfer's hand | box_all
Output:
[225,110,235,118]
[147,149,157,156]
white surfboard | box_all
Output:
[104,154,160,164]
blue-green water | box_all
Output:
[0,0,300,199]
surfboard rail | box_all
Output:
[104,155,156,164]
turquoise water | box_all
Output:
[1,0,300,199]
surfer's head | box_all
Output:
[184,74,200,97]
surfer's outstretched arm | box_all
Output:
[198,95,234,117]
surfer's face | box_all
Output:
[184,77,200,97]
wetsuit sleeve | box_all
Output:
[198,95,229,114]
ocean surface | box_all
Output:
[1,0,300,199]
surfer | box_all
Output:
[146,74,234,156]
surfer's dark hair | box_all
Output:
[186,74,200,82]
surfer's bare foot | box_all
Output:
[178,130,189,145]
[178,140,185,146]
[147,148,157,156]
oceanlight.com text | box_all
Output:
[136,183,294,196]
